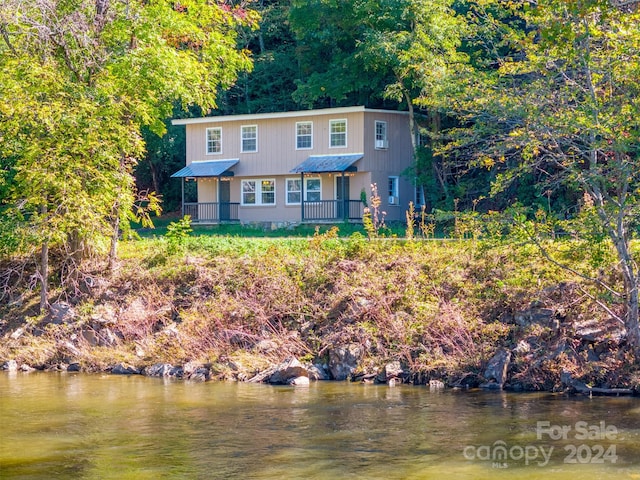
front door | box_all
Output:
[336,175,350,220]
[219,179,231,221]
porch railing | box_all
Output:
[302,200,364,221]
[183,202,240,223]
[182,200,363,223]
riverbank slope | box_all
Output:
[1,234,639,393]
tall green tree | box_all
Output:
[440,0,640,351]
[0,0,255,311]
[289,0,466,115]
[222,0,300,114]
[354,0,468,207]
[289,0,375,107]
[138,116,188,214]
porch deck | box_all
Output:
[182,200,364,223]
[302,200,364,221]
[183,202,240,223]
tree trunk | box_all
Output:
[590,180,640,354]
[432,160,450,201]
[109,154,127,273]
[39,204,49,313]
[429,111,450,201]
[108,201,120,273]
[39,239,49,313]
[613,236,640,352]
[403,89,418,153]
[147,156,160,195]
[258,0,265,54]
[626,283,640,350]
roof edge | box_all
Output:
[307,153,365,158]
[290,153,364,174]
[172,106,409,126]
[189,158,240,163]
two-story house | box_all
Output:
[170,106,415,224]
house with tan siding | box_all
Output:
[171,106,415,225]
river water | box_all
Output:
[1,373,639,479]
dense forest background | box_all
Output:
[136,0,523,214]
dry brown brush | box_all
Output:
[2,233,638,389]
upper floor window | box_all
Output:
[330,119,347,148]
[241,125,257,152]
[206,127,222,154]
[375,121,388,149]
[296,121,313,150]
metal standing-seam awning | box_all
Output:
[290,154,363,221]
[171,159,239,178]
[171,160,239,219]
[289,154,362,174]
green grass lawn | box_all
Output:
[132,212,408,238]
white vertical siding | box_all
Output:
[179,107,413,224]
[184,112,365,176]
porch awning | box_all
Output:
[171,159,239,178]
[290,154,362,174]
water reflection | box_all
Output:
[0,373,639,479]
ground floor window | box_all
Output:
[286,177,322,204]
[388,176,399,205]
[242,179,276,205]
[306,178,321,201]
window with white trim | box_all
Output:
[296,122,313,149]
[242,179,275,205]
[286,177,322,204]
[306,178,321,201]
[286,179,301,204]
[375,121,388,149]
[329,119,347,148]
[388,176,399,205]
[206,127,222,154]
[241,125,257,152]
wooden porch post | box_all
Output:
[341,171,346,221]
[181,177,185,218]
[300,172,304,222]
